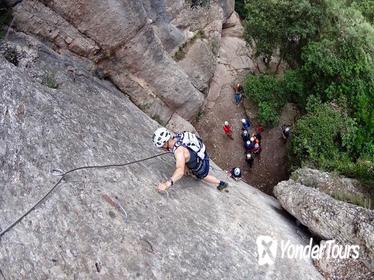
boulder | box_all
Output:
[0,32,325,280]
[274,179,374,271]
[314,240,374,280]
[291,168,373,208]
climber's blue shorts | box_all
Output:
[186,150,210,179]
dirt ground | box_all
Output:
[192,17,298,196]
[194,86,299,196]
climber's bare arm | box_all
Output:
[157,148,186,192]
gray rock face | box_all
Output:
[13,0,100,58]
[11,0,235,123]
[314,240,374,280]
[12,0,205,122]
[0,34,324,280]
[222,12,244,38]
[274,179,374,272]
[178,39,217,93]
[220,0,235,19]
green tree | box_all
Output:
[300,5,374,157]
[244,74,286,127]
[347,0,374,24]
[235,0,246,19]
[0,5,12,40]
[241,0,374,181]
[244,0,328,70]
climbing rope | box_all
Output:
[0,151,170,238]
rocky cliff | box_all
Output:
[0,32,325,279]
[274,169,374,279]
[6,0,235,126]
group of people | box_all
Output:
[223,118,263,181]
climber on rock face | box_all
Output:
[153,127,228,193]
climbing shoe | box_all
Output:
[217,181,229,192]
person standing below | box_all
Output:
[241,118,250,131]
[282,125,291,141]
[241,129,250,142]
[233,83,244,105]
[153,127,229,192]
[234,83,244,93]
[244,140,253,153]
[246,153,254,168]
[252,139,262,160]
[255,125,263,143]
[227,167,242,181]
[223,121,234,140]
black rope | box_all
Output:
[0,152,170,238]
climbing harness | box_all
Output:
[0,152,170,238]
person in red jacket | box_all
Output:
[223,121,234,140]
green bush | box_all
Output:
[244,74,286,127]
[258,102,279,127]
[348,0,374,24]
[235,0,246,19]
[281,70,306,109]
[0,7,12,40]
[331,159,374,181]
[290,100,374,181]
[291,103,344,166]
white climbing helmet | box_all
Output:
[241,118,246,123]
[153,127,171,148]
[224,121,229,126]
[243,130,248,135]
[250,137,255,142]
[234,167,241,177]
[246,153,252,159]
[246,140,251,146]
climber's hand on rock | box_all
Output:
[157,182,169,193]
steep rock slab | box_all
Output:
[274,180,374,271]
[0,34,324,279]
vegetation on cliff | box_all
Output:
[237,0,374,181]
